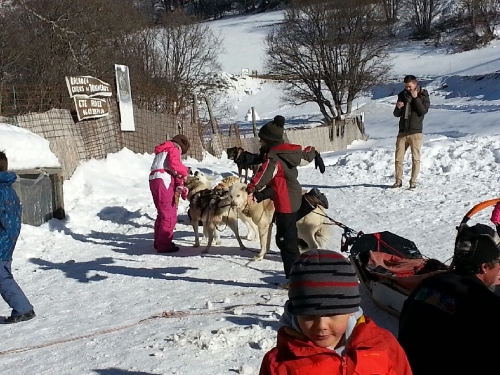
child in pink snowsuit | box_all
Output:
[149,135,190,253]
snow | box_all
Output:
[1,10,500,375]
[0,123,60,170]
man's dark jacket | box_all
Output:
[398,271,500,375]
[393,88,430,134]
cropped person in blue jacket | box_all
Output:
[0,151,35,323]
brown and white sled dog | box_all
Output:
[187,174,256,253]
[228,182,330,261]
[188,185,247,253]
[185,170,212,201]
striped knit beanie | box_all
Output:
[288,249,361,316]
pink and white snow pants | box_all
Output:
[149,173,178,252]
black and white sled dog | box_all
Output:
[226,146,260,183]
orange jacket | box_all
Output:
[259,316,412,375]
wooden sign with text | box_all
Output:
[73,97,109,121]
[65,76,112,98]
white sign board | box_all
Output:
[115,64,135,131]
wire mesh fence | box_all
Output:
[0,83,367,181]
[0,84,217,179]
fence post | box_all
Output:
[251,106,257,136]
[204,96,218,135]
[12,85,18,126]
[193,93,201,139]
[192,93,198,123]
[329,118,335,141]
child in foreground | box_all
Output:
[259,249,412,375]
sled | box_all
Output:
[336,198,500,318]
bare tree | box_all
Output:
[405,0,448,37]
[0,0,149,113]
[1,1,224,116]
[378,0,403,34]
[456,0,499,46]
[407,0,433,36]
[140,11,224,114]
[0,13,23,85]
[265,0,392,122]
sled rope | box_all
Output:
[213,194,232,232]
[0,301,270,357]
[373,233,407,258]
[214,210,231,232]
[311,210,358,235]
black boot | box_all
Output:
[4,309,36,324]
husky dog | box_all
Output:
[187,172,258,249]
[185,170,211,201]
[228,182,330,261]
[218,175,241,189]
[226,146,260,183]
[188,186,246,254]
[186,170,212,244]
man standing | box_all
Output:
[391,75,430,189]
[398,223,500,375]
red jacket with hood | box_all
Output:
[259,316,412,375]
[248,143,316,213]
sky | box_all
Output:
[1,9,500,375]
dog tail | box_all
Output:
[315,222,330,248]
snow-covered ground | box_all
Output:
[1,10,499,375]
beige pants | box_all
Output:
[395,133,422,184]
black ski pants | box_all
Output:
[274,211,299,279]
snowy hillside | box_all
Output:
[1,9,500,375]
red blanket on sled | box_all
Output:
[365,251,447,291]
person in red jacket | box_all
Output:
[149,134,190,253]
[246,115,320,282]
[259,249,412,375]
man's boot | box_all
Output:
[390,180,402,188]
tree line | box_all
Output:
[0,0,498,123]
